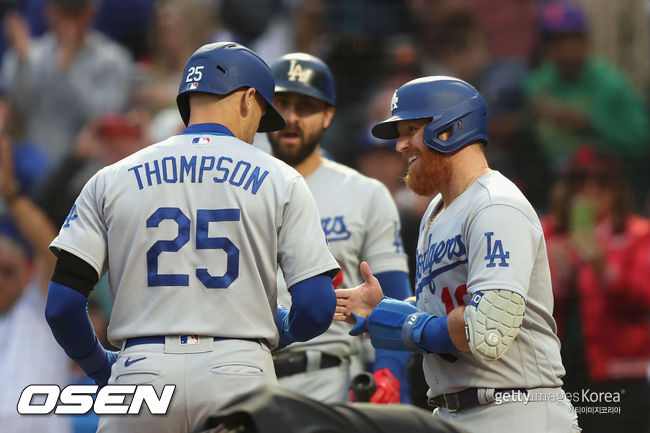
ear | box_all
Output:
[240,88,257,118]
[322,106,335,129]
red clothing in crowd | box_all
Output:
[543,215,650,381]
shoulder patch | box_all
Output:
[484,232,510,267]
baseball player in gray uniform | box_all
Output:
[44,42,340,433]
[266,53,412,403]
[336,76,581,432]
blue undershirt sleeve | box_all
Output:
[276,274,336,348]
[45,281,116,386]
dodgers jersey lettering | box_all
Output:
[416,171,564,395]
[277,159,409,358]
[50,125,339,348]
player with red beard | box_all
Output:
[336,76,578,433]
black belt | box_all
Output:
[429,388,528,413]
[273,352,342,378]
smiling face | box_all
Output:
[395,118,452,196]
[267,92,334,166]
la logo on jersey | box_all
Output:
[287,60,313,83]
[484,232,510,267]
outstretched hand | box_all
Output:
[334,262,384,324]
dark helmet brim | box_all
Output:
[371,115,402,139]
[258,103,286,132]
[274,85,335,106]
[371,114,433,140]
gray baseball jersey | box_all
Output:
[415,171,564,396]
[276,159,409,359]
[50,130,339,349]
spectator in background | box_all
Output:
[542,147,650,432]
[524,1,648,171]
[328,34,422,166]
[6,0,155,61]
[133,0,214,118]
[92,0,155,61]
[1,0,134,170]
[35,110,149,227]
[210,0,294,64]
[0,89,50,206]
[0,134,71,433]
[0,0,23,59]
[463,0,538,61]
[570,0,648,97]
[416,4,547,208]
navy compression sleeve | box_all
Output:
[285,274,336,342]
[45,282,114,384]
[45,252,114,385]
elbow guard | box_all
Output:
[463,290,525,361]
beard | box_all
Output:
[268,128,323,166]
[404,148,451,196]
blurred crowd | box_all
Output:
[0,0,647,432]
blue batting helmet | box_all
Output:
[270,53,336,106]
[372,76,488,153]
[176,42,286,132]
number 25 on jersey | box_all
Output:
[146,207,240,289]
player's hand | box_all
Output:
[370,368,400,404]
[88,350,118,387]
[334,262,383,323]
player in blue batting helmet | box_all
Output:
[176,42,286,132]
[372,76,488,153]
[270,52,336,106]
[336,75,579,432]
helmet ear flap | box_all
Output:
[422,117,459,151]
[423,103,488,153]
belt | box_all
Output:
[272,352,342,378]
[125,336,257,349]
[429,388,528,413]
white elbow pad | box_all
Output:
[464,290,525,361]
